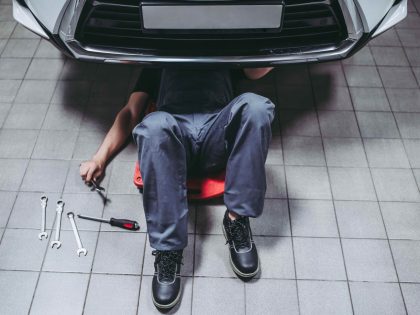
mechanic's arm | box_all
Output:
[243,67,273,80]
[79,91,149,183]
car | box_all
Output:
[13,0,407,66]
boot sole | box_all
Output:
[222,224,260,278]
[152,286,182,310]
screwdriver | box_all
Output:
[77,214,140,231]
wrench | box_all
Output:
[51,200,64,249]
[38,195,48,240]
[67,212,87,256]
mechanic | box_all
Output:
[80,67,274,309]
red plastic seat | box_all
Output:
[133,161,225,200]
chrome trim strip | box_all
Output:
[66,38,358,65]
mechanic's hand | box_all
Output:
[79,159,105,184]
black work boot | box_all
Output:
[222,210,260,278]
[152,249,183,309]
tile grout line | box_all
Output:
[135,227,149,314]
[274,70,302,315]
[190,204,197,315]
[313,60,356,315]
[349,45,410,315]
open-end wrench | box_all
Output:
[51,200,64,249]
[67,212,87,256]
[38,196,48,240]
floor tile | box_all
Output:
[350,87,391,111]
[371,168,420,202]
[101,194,145,232]
[390,240,420,282]
[196,203,228,235]
[0,191,15,227]
[1,38,39,58]
[404,139,420,168]
[0,228,48,270]
[194,234,236,277]
[342,46,375,66]
[318,110,360,137]
[0,102,11,127]
[10,23,39,39]
[84,274,140,315]
[254,236,295,279]
[72,130,105,160]
[51,80,91,105]
[387,88,420,112]
[298,280,353,315]
[42,230,97,273]
[266,137,283,165]
[275,64,311,87]
[277,85,314,109]
[32,130,78,160]
[335,201,386,238]
[25,58,65,80]
[405,47,420,67]
[279,110,321,137]
[265,164,287,198]
[7,192,60,229]
[30,272,89,315]
[0,58,30,79]
[15,80,56,104]
[364,138,410,168]
[342,239,397,281]
[343,65,382,87]
[192,277,245,315]
[356,111,400,138]
[0,270,38,315]
[42,103,84,131]
[252,199,291,236]
[34,39,63,58]
[309,62,347,87]
[378,66,418,88]
[3,103,49,129]
[395,113,420,138]
[108,161,140,194]
[246,279,299,315]
[324,137,368,167]
[0,21,15,38]
[401,283,420,315]
[21,159,69,193]
[60,59,98,80]
[350,282,406,315]
[285,166,331,200]
[381,202,420,239]
[0,129,38,158]
[138,275,192,315]
[92,231,145,274]
[290,199,338,237]
[371,46,409,66]
[0,79,21,102]
[329,167,377,201]
[0,158,27,191]
[294,237,346,280]
[144,234,194,277]
[283,136,326,166]
[313,85,353,111]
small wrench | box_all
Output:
[51,200,64,249]
[38,196,48,240]
[67,212,87,256]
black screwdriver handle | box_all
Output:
[109,218,140,231]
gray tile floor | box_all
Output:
[1,0,420,314]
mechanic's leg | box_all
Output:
[132,111,189,251]
[200,92,275,218]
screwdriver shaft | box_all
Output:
[77,214,109,224]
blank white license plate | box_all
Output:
[141,4,283,30]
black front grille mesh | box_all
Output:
[75,0,348,56]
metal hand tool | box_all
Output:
[51,200,64,249]
[77,214,140,231]
[90,179,105,192]
[67,212,87,256]
[38,196,48,240]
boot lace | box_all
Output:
[152,250,183,282]
[226,217,251,250]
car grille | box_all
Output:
[75,0,348,56]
